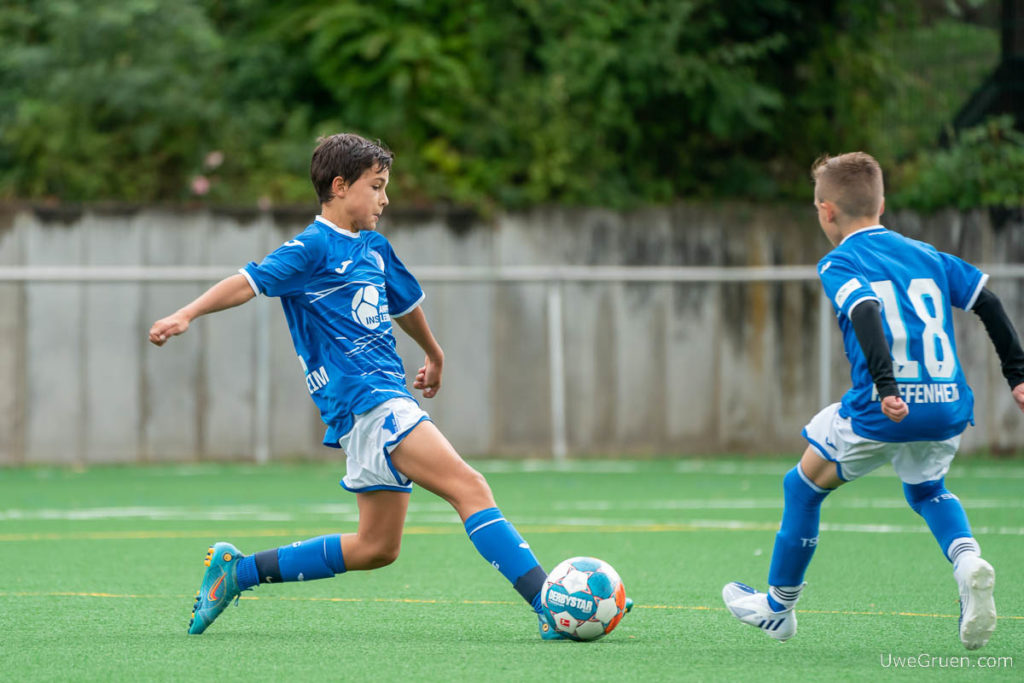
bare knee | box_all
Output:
[799,446,844,490]
[449,467,495,515]
[363,541,401,569]
[350,535,401,570]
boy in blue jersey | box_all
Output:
[722,152,1024,650]
[149,133,616,638]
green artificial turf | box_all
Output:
[0,458,1020,681]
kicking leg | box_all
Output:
[390,421,547,613]
[904,478,995,650]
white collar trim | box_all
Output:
[840,224,884,245]
[315,215,359,238]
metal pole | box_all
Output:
[818,292,832,406]
[253,292,272,463]
[547,281,568,461]
[253,217,272,464]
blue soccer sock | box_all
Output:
[767,465,831,610]
[235,534,346,590]
[464,507,547,612]
[903,479,973,563]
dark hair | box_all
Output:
[810,152,884,219]
[310,134,394,204]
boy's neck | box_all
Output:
[319,206,357,233]
[837,216,882,240]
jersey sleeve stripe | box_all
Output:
[391,292,426,318]
[964,272,989,311]
[845,295,880,317]
[238,267,261,296]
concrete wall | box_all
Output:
[1,202,1023,464]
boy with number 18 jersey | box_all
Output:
[722,152,1024,650]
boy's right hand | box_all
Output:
[149,312,190,346]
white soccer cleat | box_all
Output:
[955,555,996,650]
[722,582,797,642]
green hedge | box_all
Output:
[0,0,1014,211]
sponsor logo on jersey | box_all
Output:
[369,250,385,272]
[352,284,390,329]
[305,365,330,394]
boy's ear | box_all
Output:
[331,176,348,198]
[820,199,838,224]
[878,197,885,217]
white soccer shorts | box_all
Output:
[802,403,962,484]
[337,397,431,493]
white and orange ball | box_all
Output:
[542,556,627,641]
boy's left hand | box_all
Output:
[1012,382,1024,413]
[880,395,908,422]
[413,355,442,398]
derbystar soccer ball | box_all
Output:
[542,556,627,641]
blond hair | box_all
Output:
[811,152,884,219]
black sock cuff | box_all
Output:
[254,548,282,584]
[513,565,548,605]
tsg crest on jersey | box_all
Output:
[817,226,987,441]
[240,217,425,443]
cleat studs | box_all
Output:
[223,553,232,562]
[204,560,211,567]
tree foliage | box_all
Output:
[0,0,1012,211]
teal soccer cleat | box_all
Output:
[538,606,568,640]
[188,542,244,635]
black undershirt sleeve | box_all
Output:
[971,288,1024,389]
[849,300,900,399]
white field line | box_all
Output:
[4,496,1023,522]
[671,461,1024,478]
[2,504,1023,536]
[19,460,1024,479]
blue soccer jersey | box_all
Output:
[817,225,988,441]
[240,216,425,445]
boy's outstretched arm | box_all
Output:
[971,288,1024,412]
[393,306,444,399]
[149,273,255,346]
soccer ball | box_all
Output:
[351,285,382,329]
[542,556,627,641]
